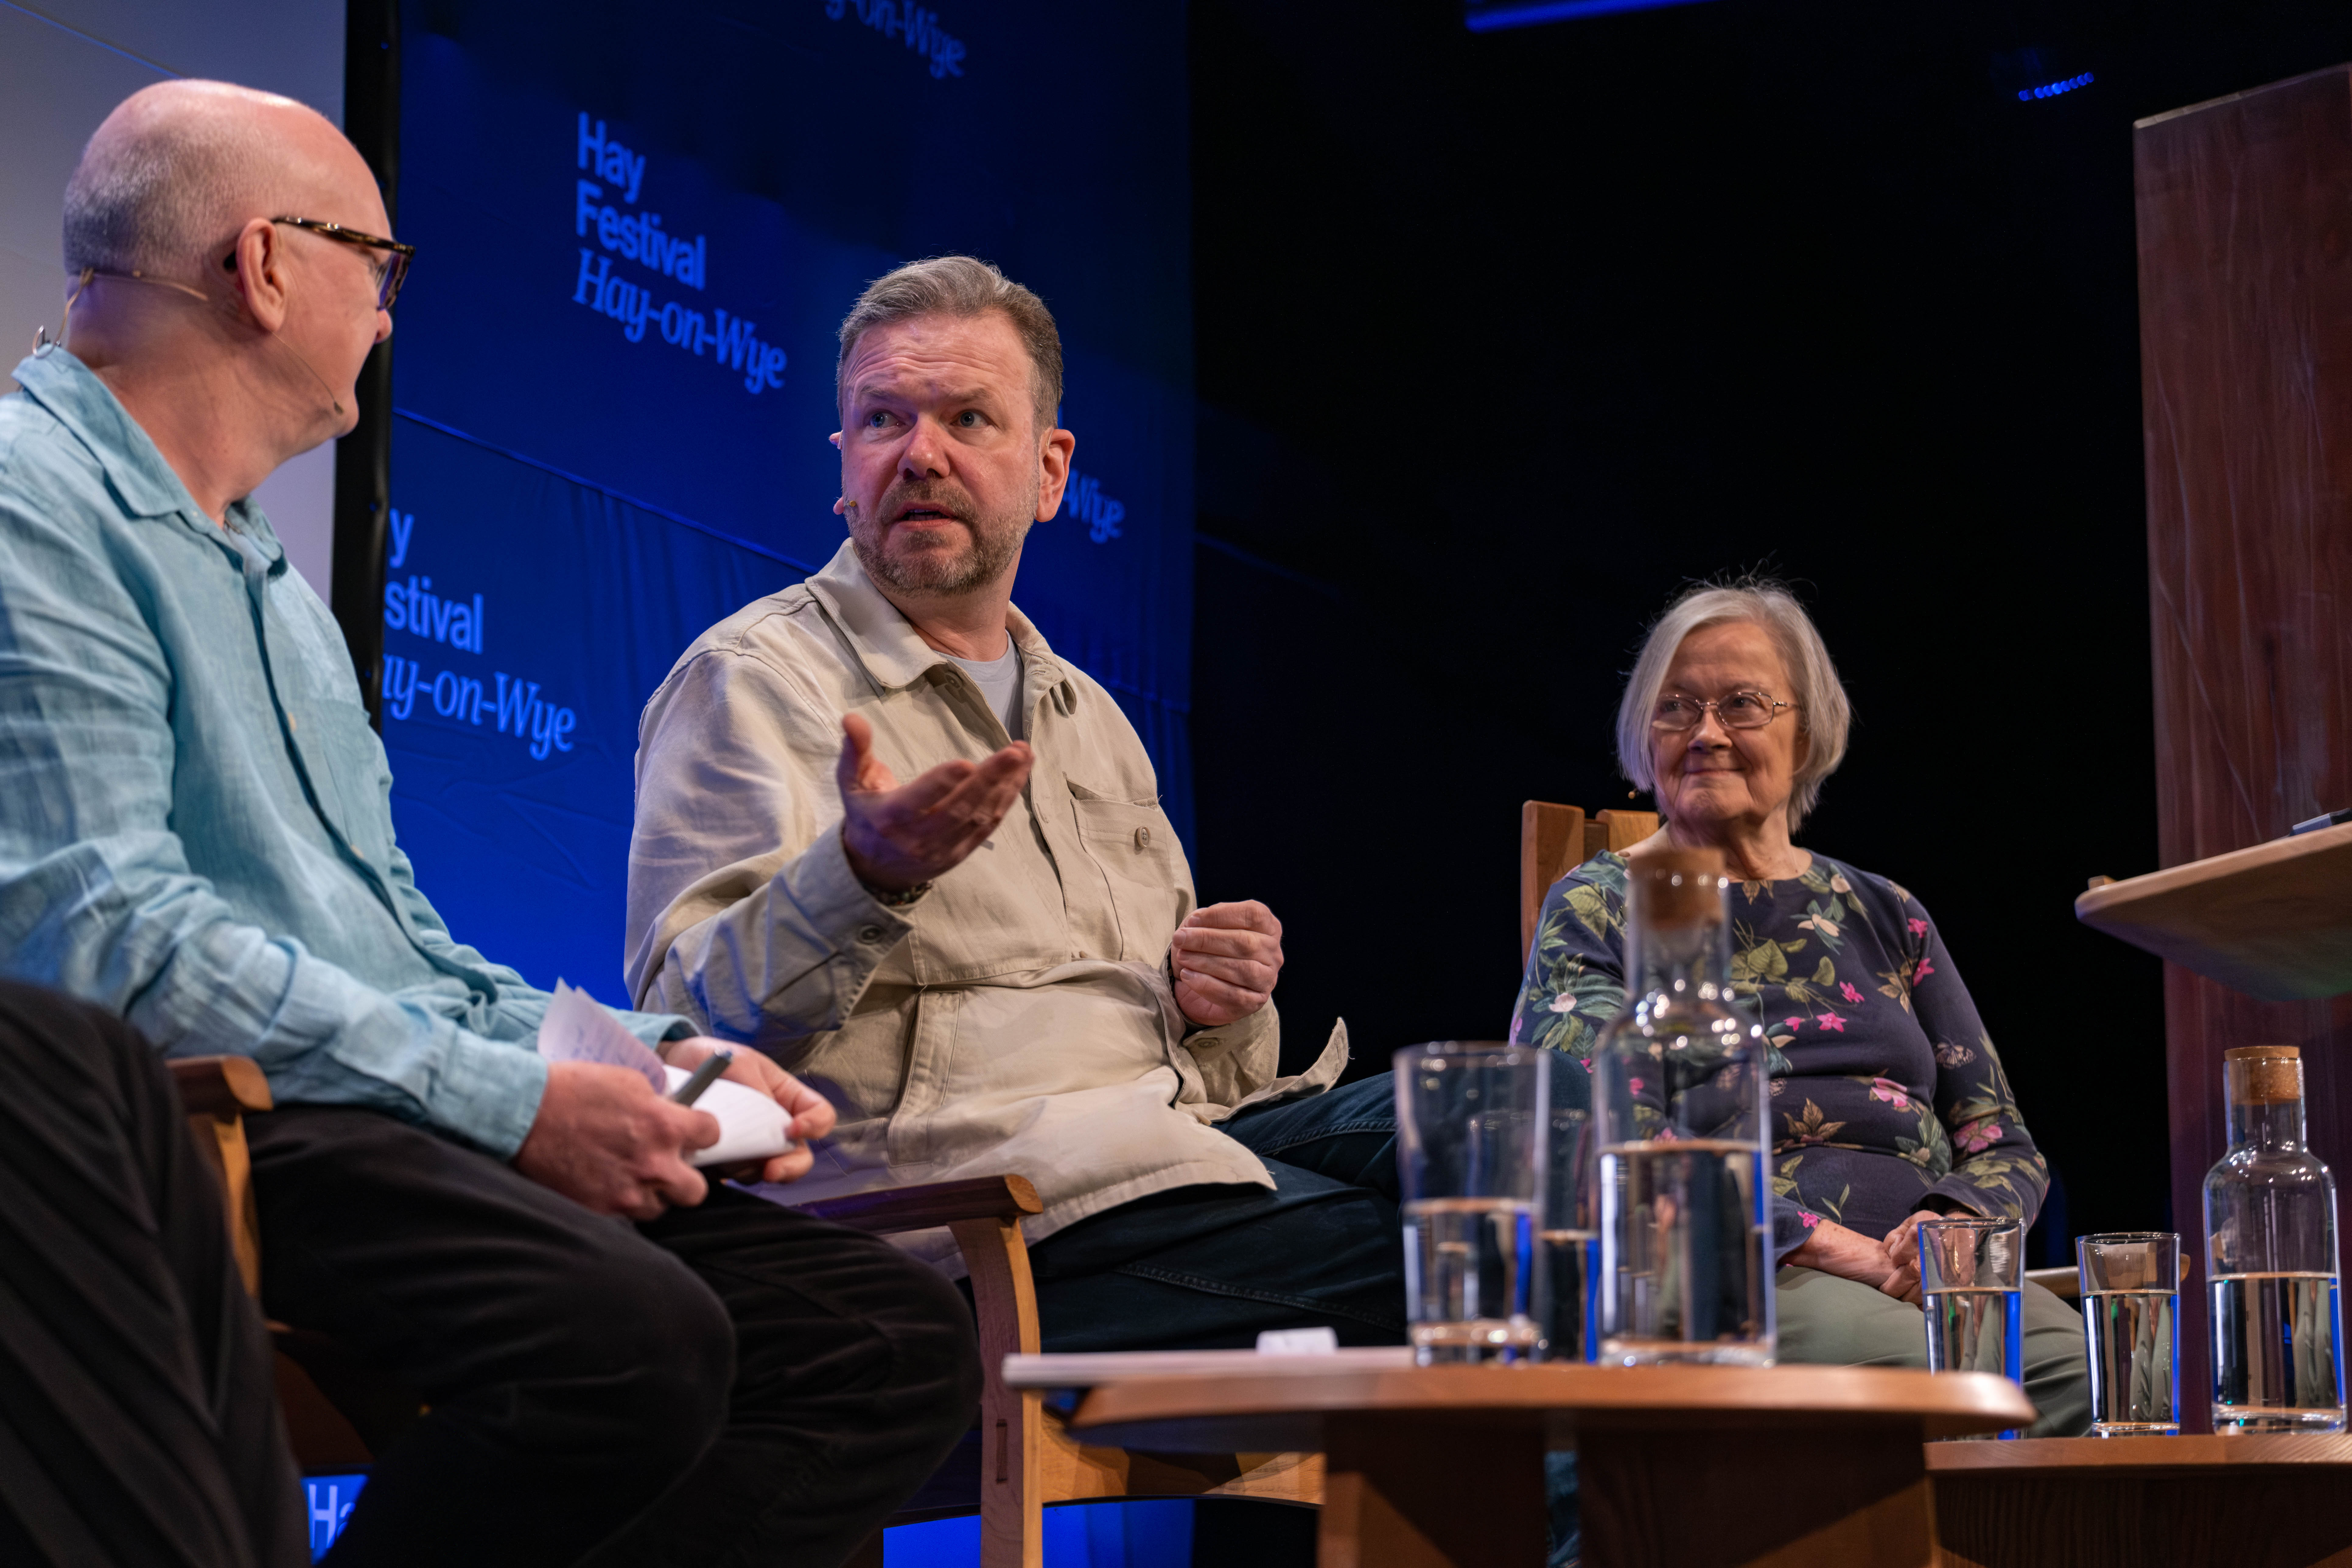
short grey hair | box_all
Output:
[835,256,1063,432]
[62,82,292,281]
[1615,578,1853,831]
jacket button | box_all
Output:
[857,925,885,944]
[1134,826,1152,849]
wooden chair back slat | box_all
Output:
[1521,803,1660,964]
[1519,802,1585,962]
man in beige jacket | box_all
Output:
[627,257,1405,1349]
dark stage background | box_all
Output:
[356,0,2352,1271]
[1185,0,2352,1257]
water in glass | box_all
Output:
[1392,1042,1549,1364]
[1404,1196,1540,1359]
[2082,1288,2179,1435]
[2210,1272,2345,1432]
[1538,1227,1598,1363]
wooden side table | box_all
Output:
[1037,1359,2030,1568]
[1930,1435,2352,1568]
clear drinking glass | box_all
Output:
[1537,1071,1598,1364]
[1394,1041,1549,1365]
[1920,1216,2026,1439]
[2077,1231,2181,1437]
[2204,1045,2346,1433]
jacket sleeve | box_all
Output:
[626,646,912,1044]
[1906,900,2049,1229]
[378,837,690,1053]
[0,491,551,1157]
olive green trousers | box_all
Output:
[1775,1265,2094,1437]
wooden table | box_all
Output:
[1930,1434,2352,1567]
[2074,818,2352,999]
[1037,1359,2030,1568]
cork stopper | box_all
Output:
[1629,845,1729,928]
[2224,1045,2302,1106]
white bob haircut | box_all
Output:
[1615,578,1853,831]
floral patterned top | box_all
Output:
[1509,850,2048,1260]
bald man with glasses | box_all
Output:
[0,79,977,1568]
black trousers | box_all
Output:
[0,982,305,1568]
[247,1105,980,1568]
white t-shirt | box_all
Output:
[947,640,1024,740]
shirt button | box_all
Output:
[1134,826,1152,849]
[288,715,298,733]
[857,925,885,944]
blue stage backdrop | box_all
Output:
[383,0,1194,1005]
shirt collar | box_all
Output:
[11,350,206,521]
[804,537,1072,705]
[12,349,293,569]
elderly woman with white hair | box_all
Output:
[1510,578,2089,1434]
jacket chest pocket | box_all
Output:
[1067,785,1190,963]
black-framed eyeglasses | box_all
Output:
[266,216,415,309]
[1652,690,1797,732]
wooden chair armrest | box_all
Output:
[796,1174,1042,1236]
[169,1055,275,1119]
[2024,1265,2080,1302]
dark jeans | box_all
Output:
[0,982,305,1568]
[246,1106,981,1568]
[1027,1073,1404,1351]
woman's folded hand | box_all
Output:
[1784,1216,1922,1305]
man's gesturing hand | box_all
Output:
[513,1061,719,1220]
[1172,901,1284,1028]
[663,1037,837,1184]
[837,712,1032,893]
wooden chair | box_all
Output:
[166,1058,1317,1568]
[1520,801,1660,962]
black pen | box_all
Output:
[669,1050,733,1106]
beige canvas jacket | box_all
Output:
[627,541,1348,1268]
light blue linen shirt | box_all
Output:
[0,350,686,1157]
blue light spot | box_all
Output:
[2021,71,2094,102]
[1464,0,1722,30]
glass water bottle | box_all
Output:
[2204,1045,2346,1433]
[1590,848,1774,1365]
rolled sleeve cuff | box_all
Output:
[426,1031,551,1160]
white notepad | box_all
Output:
[538,981,795,1168]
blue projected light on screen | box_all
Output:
[306,1474,366,1559]
[886,1501,1193,1567]
[386,0,1195,1001]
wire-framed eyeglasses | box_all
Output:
[1651,690,1797,732]
[264,217,415,309]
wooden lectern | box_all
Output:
[2128,64,2352,1432]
